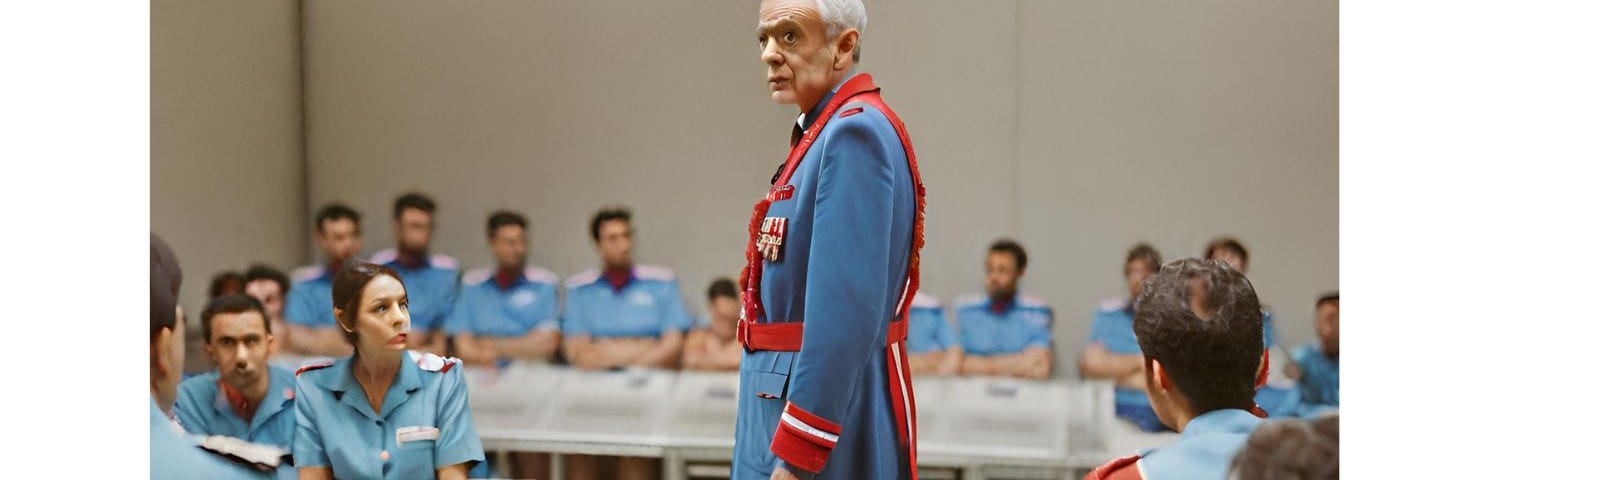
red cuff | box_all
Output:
[770,402,841,473]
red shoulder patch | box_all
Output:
[1084,454,1142,480]
[295,362,334,376]
[838,107,864,118]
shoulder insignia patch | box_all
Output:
[408,350,462,373]
[291,265,326,283]
[295,362,334,377]
[462,268,493,286]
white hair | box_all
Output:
[813,0,867,38]
[813,0,866,60]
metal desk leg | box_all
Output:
[551,452,564,480]
[963,464,986,480]
[493,450,509,478]
[663,449,686,480]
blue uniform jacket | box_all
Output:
[446,266,562,337]
[955,293,1053,356]
[175,364,298,479]
[733,73,918,479]
[151,398,271,479]
[371,249,461,334]
[561,265,693,338]
[905,292,957,355]
[284,265,336,329]
[293,351,484,479]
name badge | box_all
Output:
[757,217,788,262]
[396,426,440,446]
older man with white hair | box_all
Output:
[734,0,927,478]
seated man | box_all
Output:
[175,295,297,479]
[149,234,269,479]
[1205,236,1297,417]
[1085,258,1270,480]
[561,207,690,480]
[282,203,361,357]
[242,264,291,354]
[448,210,562,366]
[1287,292,1339,412]
[905,291,962,375]
[369,192,457,355]
[1080,243,1167,431]
[681,277,743,371]
[957,239,1052,379]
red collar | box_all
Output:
[989,295,1014,315]
[218,379,257,422]
[604,267,633,292]
[493,267,521,290]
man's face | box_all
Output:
[396,208,433,253]
[244,280,285,320]
[757,0,843,110]
[1315,301,1339,355]
[490,225,528,269]
[1213,249,1247,274]
[317,218,362,263]
[710,296,741,327]
[984,251,1022,299]
[204,311,273,393]
[595,220,634,269]
[1125,258,1155,300]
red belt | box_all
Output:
[739,318,908,352]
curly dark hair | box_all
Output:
[1134,258,1263,413]
[1228,415,1339,480]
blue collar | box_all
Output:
[1180,409,1263,440]
[322,354,424,421]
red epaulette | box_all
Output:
[295,362,334,376]
[1084,454,1143,480]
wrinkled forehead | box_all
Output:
[757,0,821,30]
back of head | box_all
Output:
[1133,258,1263,414]
[150,233,183,340]
[1228,415,1339,480]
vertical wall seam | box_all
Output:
[295,0,311,265]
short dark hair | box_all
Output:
[1204,236,1249,265]
[707,277,738,301]
[315,203,362,234]
[487,210,528,238]
[1125,243,1163,274]
[393,192,436,220]
[201,294,269,343]
[988,238,1028,272]
[1228,415,1339,480]
[330,261,406,347]
[589,206,632,242]
[1134,258,1263,414]
[208,271,243,299]
[242,264,290,295]
[1316,291,1339,309]
[151,233,183,340]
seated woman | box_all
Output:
[293,261,484,480]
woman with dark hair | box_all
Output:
[292,261,484,480]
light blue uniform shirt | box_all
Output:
[1135,409,1263,479]
[955,293,1053,356]
[293,351,484,479]
[151,398,270,479]
[1291,341,1339,407]
[175,365,298,479]
[284,265,337,329]
[905,292,957,354]
[370,249,461,334]
[561,266,693,338]
[445,266,561,337]
[1086,297,1149,407]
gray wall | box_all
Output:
[152,0,305,369]
[163,0,1336,377]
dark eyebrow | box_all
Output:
[367,294,405,307]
